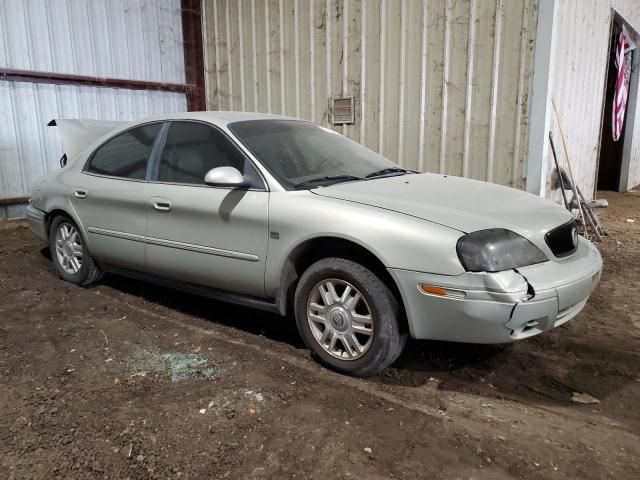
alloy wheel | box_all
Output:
[54,222,83,275]
[306,278,374,360]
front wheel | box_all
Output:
[49,216,103,286]
[294,258,407,377]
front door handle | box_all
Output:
[74,190,88,199]
[151,197,172,212]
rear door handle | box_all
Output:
[74,190,88,199]
[151,197,172,212]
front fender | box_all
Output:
[264,191,465,297]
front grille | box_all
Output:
[545,220,578,258]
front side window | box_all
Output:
[86,123,162,179]
[228,120,401,189]
[157,122,250,185]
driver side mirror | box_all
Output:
[204,166,248,188]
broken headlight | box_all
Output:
[456,229,548,272]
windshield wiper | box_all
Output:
[365,167,411,179]
[293,175,362,189]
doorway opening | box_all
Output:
[596,15,638,192]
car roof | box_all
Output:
[136,111,300,127]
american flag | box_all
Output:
[612,25,636,141]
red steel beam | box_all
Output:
[0,196,30,207]
[181,0,206,111]
[0,68,195,94]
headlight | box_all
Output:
[456,229,547,272]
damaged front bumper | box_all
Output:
[389,237,602,343]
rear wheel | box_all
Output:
[294,258,407,377]
[49,216,103,286]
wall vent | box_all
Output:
[331,96,355,125]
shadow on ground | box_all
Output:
[40,239,640,426]
[103,268,638,420]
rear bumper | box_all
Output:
[26,204,48,241]
[390,237,602,343]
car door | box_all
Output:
[144,120,269,297]
[70,122,163,271]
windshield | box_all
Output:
[228,120,401,189]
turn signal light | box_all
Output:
[418,284,466,299]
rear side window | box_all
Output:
[86,123,162,179]
[156,122,247,185]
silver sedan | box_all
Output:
[27,112,603,376]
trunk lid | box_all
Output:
[49,118,126,160]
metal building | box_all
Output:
[0,0,204,219]
[202,0,640,200]
[2,0,640,219]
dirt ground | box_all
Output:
[1,191,639,480]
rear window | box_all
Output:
[86,123,162,179]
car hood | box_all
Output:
[312,173,573,239]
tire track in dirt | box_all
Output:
[91,288,638,443]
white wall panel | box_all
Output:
[1,0,185,83]
[0,82,187,205]
[0,0,188,216]
[545,0,640,199]
[203,0,539,188]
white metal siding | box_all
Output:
[0,83,186,198]
[546,0,640,199]
[203,0,539,188]
[0,0,186,83]
[0,0,188,217]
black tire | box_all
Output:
[294,258,407,377]
[49,215,103,286]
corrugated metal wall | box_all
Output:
[0,0,188,218]
[203,0,539,188]
[546,0,640,198]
